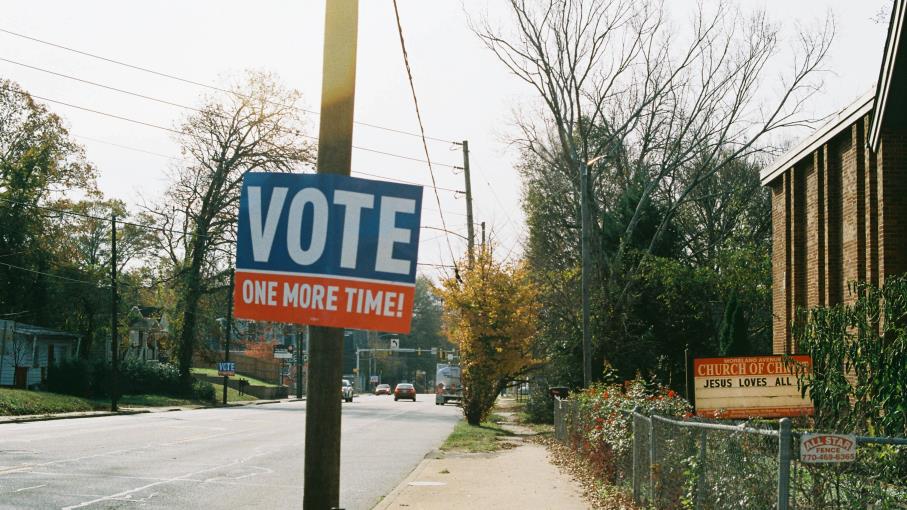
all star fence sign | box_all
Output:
[233,172,423,334]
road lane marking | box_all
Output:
[13,484,46,492]
[60,445,287,509]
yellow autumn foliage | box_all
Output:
[439,247,541,424]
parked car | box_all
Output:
[374,383,391,395]
[341,379,354,402]
[394,383,416,402]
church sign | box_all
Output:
[694,355,813,419]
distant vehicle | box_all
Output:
[435,364,462,406]
[341,379,353,402]
[374,384,391,396]
[394,383,416,402]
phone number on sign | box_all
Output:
[801,453,856,463]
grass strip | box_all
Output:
[441,418,513,453]
[190,367,277,387]
[0,388,103,415]
[208,383,258,403]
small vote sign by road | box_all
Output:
[233,172,423,333]
[218,362,235,377]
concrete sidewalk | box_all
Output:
[374,409,588,510]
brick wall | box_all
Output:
[877,127,907,281]
[767,113,904,354]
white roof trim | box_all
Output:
[869,0,905,152]
[760,90,875,186]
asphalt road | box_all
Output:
[0,394,461,510]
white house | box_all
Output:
[0,320,81,389]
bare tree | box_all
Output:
[474,0,833,380]
[149,72,314,385]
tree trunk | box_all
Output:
[177,240,206,390]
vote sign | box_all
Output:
[218,362,236,377]
[233,172,423,333]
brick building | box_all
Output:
[760,1,907,354]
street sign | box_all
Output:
[273,345,293,359]
[370,375,379,384]
[390,338,399,350]
[233,172,423,333]
[694,355,814,419]
[217,361,235,377]
[800,434,857,463]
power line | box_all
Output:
[0,196,467,250]
[73,133,465,194]
[0,56,203,113]
[23,89,184,134]
[1,81,461,169]
[0,259,101,286]
[72,134,180,160]
[0,26,458,145]
[392,0,457,268]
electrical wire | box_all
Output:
[0,260,102,286]
[72,133,465,194]
[391,0,457,268]
[0,26,459,145]
[0,81,462,169]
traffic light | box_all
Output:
[437,349,446,360]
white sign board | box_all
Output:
[800,434,857,463]
[390,338,399,350]
[694,355,814,419]
[370,375,379,384]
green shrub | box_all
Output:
[46,359,92,397]
[118,360,182,396]
[525,381,554,424]
[48,359,190,399]
[567,376,691,483]
[793,277,907,436]
[191,380,216,403]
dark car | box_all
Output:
[374,383,391,395]
[394,383,416,402]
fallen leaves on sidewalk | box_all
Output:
[533,435,639,510]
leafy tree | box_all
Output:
[149,71,313,387]
[474,0,830,385]
[718,293,749,356]
[439,247,540,425]
[0,80,97,325]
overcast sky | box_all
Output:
[0,0,893,280]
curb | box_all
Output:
[0,409,151,425]
[0,396,299,424]
[372,452,439,510]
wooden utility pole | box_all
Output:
[296,324,303,399]
[304,1,358,509]
[222,266,234,406]
[581,163,591,387]
[461,140,475,266]
[110,215,119,412]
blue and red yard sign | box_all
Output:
[233,172,423,333]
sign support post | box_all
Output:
[304,1,358,509]
[222,266,234,406]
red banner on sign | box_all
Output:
[233,270,415,333]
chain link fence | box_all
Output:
[554,399,907,509]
